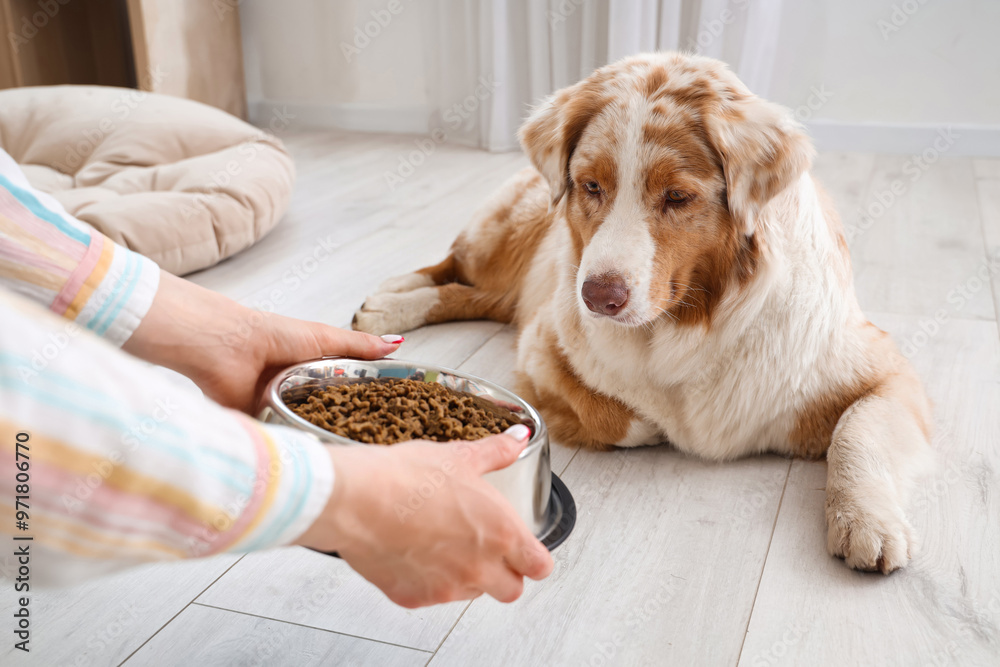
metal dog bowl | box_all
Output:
[258,357,575,551]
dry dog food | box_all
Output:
[284,378,522,444]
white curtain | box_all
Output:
[422,0,784,151]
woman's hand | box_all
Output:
[295,425,555,608]
[124,270,403,413]
[123,271,554,607]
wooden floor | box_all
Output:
[8,132,999,666]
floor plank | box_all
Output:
[811,151,877,214]
[387,321,506,371]
[124,603,429,667]
[739,314,1000,666]
[850,157,995,320]
[981,179,1000,251]
[195,547,467,652]
[207,171,525,328]
[430,448,791,666]
[186,135,527,309]
[0,555,239,667]
[973,158,1000,180]
[974,176,1000,337]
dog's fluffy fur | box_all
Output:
[353,53,933,573]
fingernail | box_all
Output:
[380,334,404,344]
[504,424,531,442]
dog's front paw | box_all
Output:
[376,272,435,293]
[351,301,391,335]
[825,492,913,574]
[351,288,440,335]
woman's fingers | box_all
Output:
[467,427,553,585]
[472,425,532,475]
[298,427,555,610]
[481,564,526,603]
[468,428,554,589]
[505,536,554,581]
[309,322,404,359]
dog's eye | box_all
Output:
[664,190,689,204]
[583,181,601,195]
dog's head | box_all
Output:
[519,52,813,327]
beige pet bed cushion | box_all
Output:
[0,85,295,275]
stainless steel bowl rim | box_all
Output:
[261,356,548,458]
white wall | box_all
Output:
[240,0,429,132]
[767,0,1000,153]
[769,0,1000,126]
[240,0,1000,153]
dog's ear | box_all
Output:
[518,76,608,207]
[704,94,814,236]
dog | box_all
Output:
[353,52,933,574]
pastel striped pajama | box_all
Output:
[0,149,332,585]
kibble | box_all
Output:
[283,378,522,444]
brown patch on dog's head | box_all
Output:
[700,79,815,237]
[518,69,613,206]
[519,53,814,328]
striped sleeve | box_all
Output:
[0,148,159,346]
[0,290,334,585]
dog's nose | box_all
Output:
[582,274,629,316]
